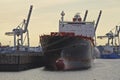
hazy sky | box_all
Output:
[0,0,120,46]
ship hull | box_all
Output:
[40,36,94,70]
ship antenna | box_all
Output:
[60,11,65,27]
[61,11,65,22]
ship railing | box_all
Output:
[59,21,94,24]
[51,32,75,37]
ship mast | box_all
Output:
[61,11,65,27]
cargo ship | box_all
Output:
[40,11,102,70]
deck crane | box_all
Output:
[5,5,33,51]
[83,10,88,22]
[97,25,120,46]
[82,10,102,45]
[94,10,102,45]
[83,10,102,31]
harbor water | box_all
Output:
[0,59,120,80]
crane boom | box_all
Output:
[23,5,33,33]
[95,10,102,32]
[97,36,108,39]
[83,10,88,21]
[5,32,14,36]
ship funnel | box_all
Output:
[73,13,82,22]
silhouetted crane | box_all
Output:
[5,5,33,50]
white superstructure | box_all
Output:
[59,12,95,37]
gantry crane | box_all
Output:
[97,25,120,46]
[5,5,33,50]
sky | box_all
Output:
[0,0,120,46]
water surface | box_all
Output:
[0,59,120,80]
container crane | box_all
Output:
[97,25,120,46]
[5,5,33,51]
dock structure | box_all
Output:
[0,52,45,71]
